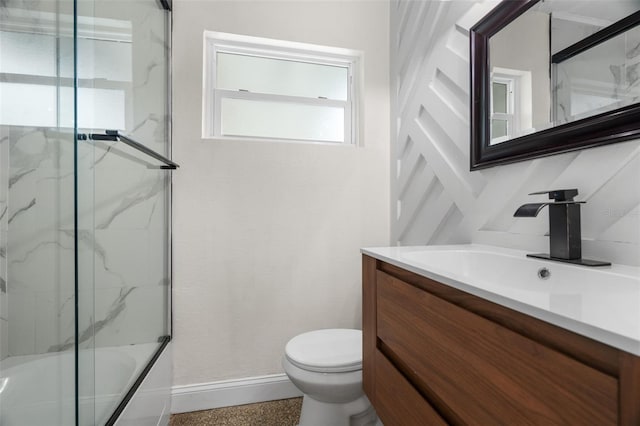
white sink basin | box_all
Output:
[362,244,640,356]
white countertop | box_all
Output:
[362,244,640,356]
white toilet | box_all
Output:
[283,329,378,426]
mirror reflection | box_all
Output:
[488,0,640,145]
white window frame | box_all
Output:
[490,67,535,145]
[202,31,361,145]
[491,76,517,141]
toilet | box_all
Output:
[283,329,378,426]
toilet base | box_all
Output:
[298,394,378,426]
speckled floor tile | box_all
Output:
[170,397,302,426]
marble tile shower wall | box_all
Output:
[75,0,170,353]
[0,1,169,358]
[3,127,76,357]
[92,1,169,352]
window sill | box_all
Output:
[200,135,358,148]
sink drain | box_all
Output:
[537,267,551,280]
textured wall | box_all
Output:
[172,0,390,386]
[391,0,640,266]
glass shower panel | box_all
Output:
[1,1,171,424]
[75,1,170,424]
[75,3,98,425]
[0,1,77,425]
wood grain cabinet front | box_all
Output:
[372,348,447,426]
[362,255,640,426]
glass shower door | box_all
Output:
[1,0,171,423]
[0,0,78,424]
[75,0,171,424]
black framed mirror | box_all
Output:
[470,0,640,170]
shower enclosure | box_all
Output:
[0,0,173,424]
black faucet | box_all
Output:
[514,189,610,267]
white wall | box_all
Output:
[491,10,550,130]
[391,0,640,266]
[172,0,390,386]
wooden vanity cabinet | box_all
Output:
[362,255,640,426]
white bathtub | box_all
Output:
[0,344,158,426]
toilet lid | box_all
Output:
[285,329,362,373]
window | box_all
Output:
[203,31,361,144]
[490,67,534,145]
[490,77,515,144]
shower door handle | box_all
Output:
[79,130,179,170]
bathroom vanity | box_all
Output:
[362,245,640,425]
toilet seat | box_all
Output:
[285,329,362,373]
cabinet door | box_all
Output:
[373,349,447,426]
[376,271,618,425]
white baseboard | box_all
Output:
[171,374,303,414]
